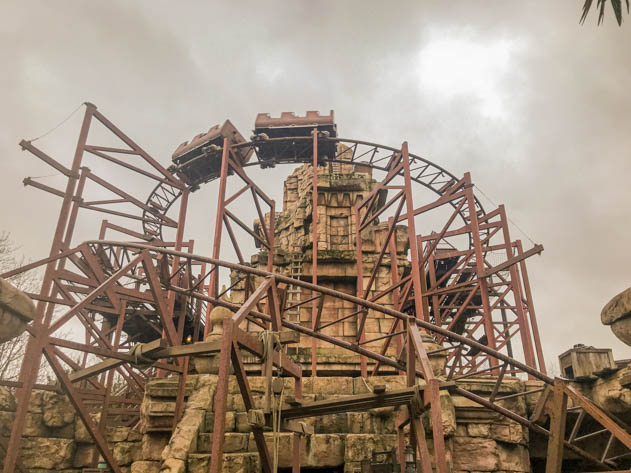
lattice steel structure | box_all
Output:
[2,104,631,473]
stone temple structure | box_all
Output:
[230,147,412,374]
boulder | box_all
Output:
[306,433,345,467]
[451,437,499,471]
[72,444,96,468]
[313,376,353,395]
[114,441,142,465]
[186,381,215,410]
[0,278,36,343]
[344,434,396,463]
[187,453,258,473]
[497,443,531,471]
[160,457,186,473]
[74,413,100,443]
[146,377,196,398]
[467,422,490,438]
[41,391,74,428]
[222,432,249,453]
[23,413,49,437]
[490,421,529,445]
[0,386,16,412]
[20,437,75,470]
[107,426,132,442]
[162,425,199,461]
[235,412,250,433]
[247,432,293,467]
[368,408,396,434]
[142,433,170,461]
[352,375,407,394]
[131,461,161,473]
[314,413,348,433]
[162,408,204,462]
[347,412,370,434]
[204,410,236,432]
[0,410,14,436]
[422,390,456,437]
[591,365,631,422]
[601,287,631,346]
[423,336,449,376]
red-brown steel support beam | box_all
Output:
[43,344,123,473]
[142,253,180,348]
[498,204,537,372]
[99,241,554,383]
[396,408,407,471]
[463,172,498,371]
[2,103,96,473]
[311,128,319,377]
[408,323,448,473]
[355,203,367,377]
[91,108,183,187]
[401,142,428,325]
[516,239,547,374]
[292,375,303,473]
[209,318,234,473]
[94,299,127,465]
[401,144,447,470]
[207,138,231,337]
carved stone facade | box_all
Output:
[231,147,410,372]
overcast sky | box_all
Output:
[2,1,631,369]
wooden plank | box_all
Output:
[232,278,272,326]
[231,341,273,473]
[408,324,436,381]
[156,340,222,358]
[411,416,434,473]
[530,384,552,423]
[280,384,452,420]
[545,380,568,473]
[68,339,164,382]
[233,327,302,378]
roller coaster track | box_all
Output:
[143,136,486,243]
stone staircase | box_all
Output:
[132,372,535,473]
[132,374,415,473]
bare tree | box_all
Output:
[1,233,80,385]
[0,232,41,381]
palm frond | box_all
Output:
[580,0,628,25]
[598,0,608,24]
[612,0,624,24]
[580,0,595,23]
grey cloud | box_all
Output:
[2,0,631,365]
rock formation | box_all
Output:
[0,277,35,343]
[601,287,631,346]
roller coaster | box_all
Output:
[2,104,630,473]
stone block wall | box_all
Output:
[0,386,141,473]
[132,374,533,473]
